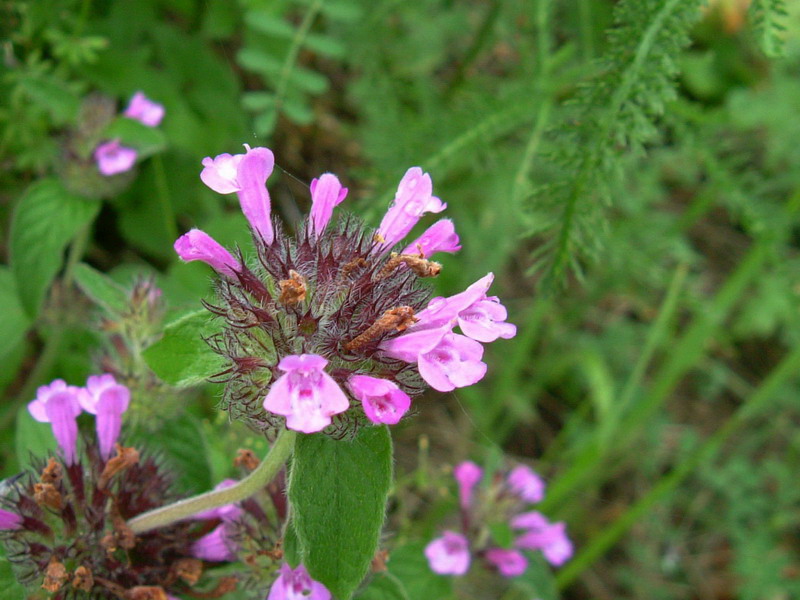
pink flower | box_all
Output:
[381,328,487,392]
[123,91,165,127]
[309,173,347,235]
[401,219,461,257]
[174,229,242,277]
[0,509,22,530]
[263,354,350,433]
[412,273,516,343]
[376,167,446,249]
[267,563,331,600]
[191,523,239,562]
[27,380,83,465]
[453,461,483,509]
[507,465,546,504]
[513,512,573,567]
[200,145,275,243]
[485,548,528,577]
[94,139,137,176]
[78,374,131,461]
[348,375,411,425]
[425,531,470,576]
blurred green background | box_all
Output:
[2,0,800,598]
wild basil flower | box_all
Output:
[94,139,137,176]
[123,91,165,127]
[177,146,514,436]
[27,380,83,465]
[424,531,470,576]
[0,428,220,597]
[425,461,571,579]
[200,145,275,243]
[268,563,331,600]
[78,374,131,461]
[174,228,242,277]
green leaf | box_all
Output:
[142,309,225,387]
[283,518,303,567]
[10,179,100,318]
[104,117,167,160]
[73,263,129,315]
[0,267,31,363]
[0,546,25,600]
[18,73,80,124]
[131,412,212,492]
[354,572,410,600]
[289,426,393,600]
[15,404,58,470]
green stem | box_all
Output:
[127,429,297,534]
[152,155,178,243]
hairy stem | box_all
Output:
[127,428,297,534]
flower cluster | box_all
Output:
[425,462,572,578]
[94,91,164,176]
[1,377,226,599]
[174,144,515,436]
[184,466,331,600]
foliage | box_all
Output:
[2,0,800,598]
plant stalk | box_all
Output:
[127,428,297,534]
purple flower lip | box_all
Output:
[123,91,165,127]
[95,139,137,176]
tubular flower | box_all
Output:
[425,462,571,579]
[123,91,165,127]
[27,380,83,465]
[78,374,131,461]
[174,229,242,277]
[424,531,471,576]
[267,563,331,600]
[175,146,514,438]
[94,139,137,176]
[201,145,275,243]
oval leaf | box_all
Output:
[289,426,393,600]
[142,309,225,387]
[10,179,100,318]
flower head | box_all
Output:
[424,531,470,576]
[267,563,331,600]
[27,380,83,465]
[78,374,131,460]
[176,145,514,438]
[94,139,137,176]
[123,91,165,127]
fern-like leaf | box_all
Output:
[530,0,704,288]
[749,0,788,58]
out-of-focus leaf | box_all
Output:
[73,263,129,316]
[10,179,99,318]
[15,405,58,470]
[0,267,31,363]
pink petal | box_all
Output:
[95,140,137,176]
[376,167,446,249]
[485,548,528,577]
[401,218,461,257]
[412,273,495,332]
[506,465,545,504]
[123,91,165,127]
[94,385,130,460]
[200,153,245,194]
[417,333,486,392]
[424,531,470,576]
[379,326,449,363]
[309,173,347,235]
[44,391,81,465]
[268,564,331,600]
[236,147,275,244]
[174,229,241,277]
[0,509,22,530]
[348,375,411,425]
[453,461,482,509]
[191,523,238,561]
